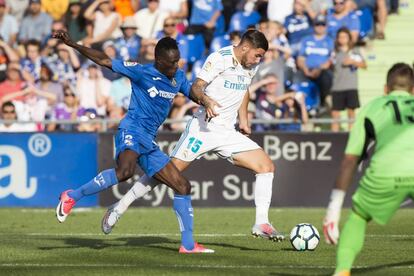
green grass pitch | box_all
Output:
[0,208,413,275]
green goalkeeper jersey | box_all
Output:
[346,90,414,177]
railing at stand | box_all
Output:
[0,117,355,132]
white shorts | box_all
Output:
[171,117,261,163]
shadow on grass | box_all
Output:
[201,241,275,252]
[270,272,329,276]
[352,260,414,274]
[38,236,174,251]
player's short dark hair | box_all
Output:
[386,63,414,91]
[240,30,268,52]
[154,37,179,59]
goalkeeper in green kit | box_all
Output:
[323,63,414,276]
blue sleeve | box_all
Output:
[298,37,308,57]
[349,13,361,32]
[178,39,189,62]
[111,59,142,82]
[180,75,191,97]
[216,0,223,11]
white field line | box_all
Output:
[4,233,414,238]
[0,263,413,270]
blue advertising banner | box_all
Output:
[0,133,98,207]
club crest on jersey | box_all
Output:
[203,61,212,72]
[123,61,138,67]
[232,58,238,67]
[171,78,177,87]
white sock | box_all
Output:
[114,174,160,214]
[254,172,274,225]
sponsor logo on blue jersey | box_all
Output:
[147,86,176,100]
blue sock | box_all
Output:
[68,169,118,202]
[173,194,195,250]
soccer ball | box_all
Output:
[289,223,320,251]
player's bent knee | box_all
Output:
[115,166,135,182]
[176,179,191,195]
[256,161,275,174]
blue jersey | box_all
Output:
[299,34,334,69]
[284,13,313,45]
[190,0,223,25]
[114,34,142,61]
[111,60,191,136]
[327,10,360,39]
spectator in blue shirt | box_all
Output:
[297,14,334,106]
[327,0,360,43]
[155,17,188,69]
[18,0,53,44]
[20,39,43,83]
[284,0,315,56]
[185,0,223,48]
[114,16,141,61]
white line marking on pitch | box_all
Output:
[0,263,413,270]
[14,233,414,238]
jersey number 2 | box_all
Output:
[386,99,414,124]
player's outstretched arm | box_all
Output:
[238,91,251,135]
[189,78,221,120]
[323,154,359,245]
[52,30,112,69]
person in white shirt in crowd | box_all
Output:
[84,0,122,47]
[311,0,334,14]
[5,0,29,22]
[18,0,53,44]
[134,0,168,39]
[0,101,36,132]
[267,0,294,23]
[159,0,188,20]
[76,63,110,117]
[0,0,18,46]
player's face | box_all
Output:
[156,49,180,79]
[241,47,265,69]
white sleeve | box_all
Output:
[197,52,225,84]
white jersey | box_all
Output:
[195,46,258,129]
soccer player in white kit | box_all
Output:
[102,30,285,243]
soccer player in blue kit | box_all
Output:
[52,30,216,253]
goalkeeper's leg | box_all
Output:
[335,210,368,275]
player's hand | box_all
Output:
[239,123,251,136]
[203,95,221,121]
[323,208,340,245]
[52,30,74,47]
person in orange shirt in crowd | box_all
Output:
[113,0,140,20]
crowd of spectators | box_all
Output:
[0,0,402,132]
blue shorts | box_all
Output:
[115,128,170,177]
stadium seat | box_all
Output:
[190,56,207,81]
[213,15,226,37]
[290,81,320,112]
[185,34,206,64]
[228,11,261,32]
[209,34,231,53]
[356,7,374,40]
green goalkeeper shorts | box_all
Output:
[352,174,414,225]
